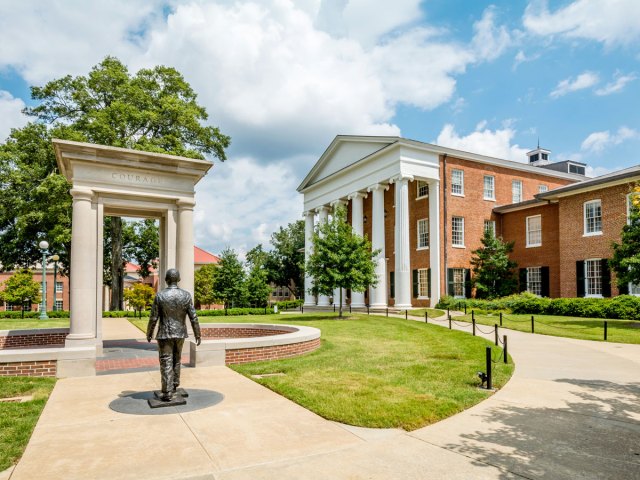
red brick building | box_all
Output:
[299,135,638,308]
[0,265,69,312]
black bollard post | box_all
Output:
[225,307,228,316]
[448,315,452,329]
[301,305,304,314]
[447,308,450,318]
[503,335,508,364]
[350,305,352,314]
[472,310,475,322]
[499,312,503,326]
[405,310,408,320]
[264,306,267,314]
[472,318,476,336]
[531,315,535,334]
[367,305,370,315]
[465,304,467,314]
[386,308,389,317]
[604,321,608,341]
[425,312,428,323]
[485,346,492,390]
[333,305,336,313]
[494,324,499,346]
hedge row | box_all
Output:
[0,310,70,319]
[0,307,277,319]
[274,299,304,310]
[436,293,640,320]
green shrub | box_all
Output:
[437,292,640,320]
[275,299,303,310]
[0,310,70,319]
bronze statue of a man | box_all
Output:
[147,268,201,402]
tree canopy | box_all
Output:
[610,186,640,289]
[194,263,219,309]
[470,230,518,299]
[306,207,378,317]
[123,283,155,315]
[0,56,229,309]
[264,220,305,297]
[212,248,247,308]
[0,269,41,306]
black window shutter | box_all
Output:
[447,269,454,296]
[464,269,472,298]
[427,268,432,299]
[390,271,395,299]
[576,261,585,297]
[412,270,419,298]
[541,267,550,297]
[601,259,612,298]
[519,268,527,293]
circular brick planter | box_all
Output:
[192,323,321,366]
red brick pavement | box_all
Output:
[96,355,189,372]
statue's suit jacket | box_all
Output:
[147,285,201,340]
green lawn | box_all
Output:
[133,313,513,430]
[459,312,640,344]
[409,308,445,319]
[0,319,69,330]
[0,377,56,471]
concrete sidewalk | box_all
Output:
[9,316,640,479]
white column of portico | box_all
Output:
[66,188,98,347]
[176,199,195,298]
[429,180,441,307]
[394,175,413,309]
[331,200,347,307]
[368,184,388,308]
[316,206,331,306]
[303,211,316,306]
[349,192,367,308]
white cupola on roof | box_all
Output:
[527,145,551,166]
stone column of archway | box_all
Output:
[54,139,213,373]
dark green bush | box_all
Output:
[275,299,303,310]
[437,292,640,320]
[0,310,70,319]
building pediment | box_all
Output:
[298,136,398,191]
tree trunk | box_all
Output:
[109,216,124,311]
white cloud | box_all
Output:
[581,126,639,153]
[550,71,599,98]
[586,165,615,178]
[0,91,28,141]
[512,49,541,69]
[194,155,304,255]
[523,0,640,47]
[435,123,529,162]
[471,6,512,61]
[595,73,637,96]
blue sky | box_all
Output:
[0,0,638,256]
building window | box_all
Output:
[417,219,429,249]
[452,216,464,247]
[630,283,640,296]
[542,153,548,160]
[418,269,429,298]
[452,268,466,298]
[483,175,495,200]
[526,215,542,247]
[5,304,13,311]
[530,153,539,163]
[527,267,542,296]
[584,200,602,235]
[416,180,429,199]
[55,300,64,311]
[585,259,603,297]
[484,220,496,237]
[56,281,63,293]
[512,180,523,203]
[539,185,548,193]
[451,169,464,196]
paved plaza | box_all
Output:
[5,316,640,479]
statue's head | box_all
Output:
[165,268,181,285]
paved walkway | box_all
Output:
[7,315,640,479]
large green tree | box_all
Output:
[0,56,230,310]
[264,220,305,297]
[470,230,518,299]
[610,186,640,289]
[0,269,41,307]
[306,207,378,317]
[194,263,219,309]
[212,248,246,308]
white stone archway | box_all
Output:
[54,140,212,357]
